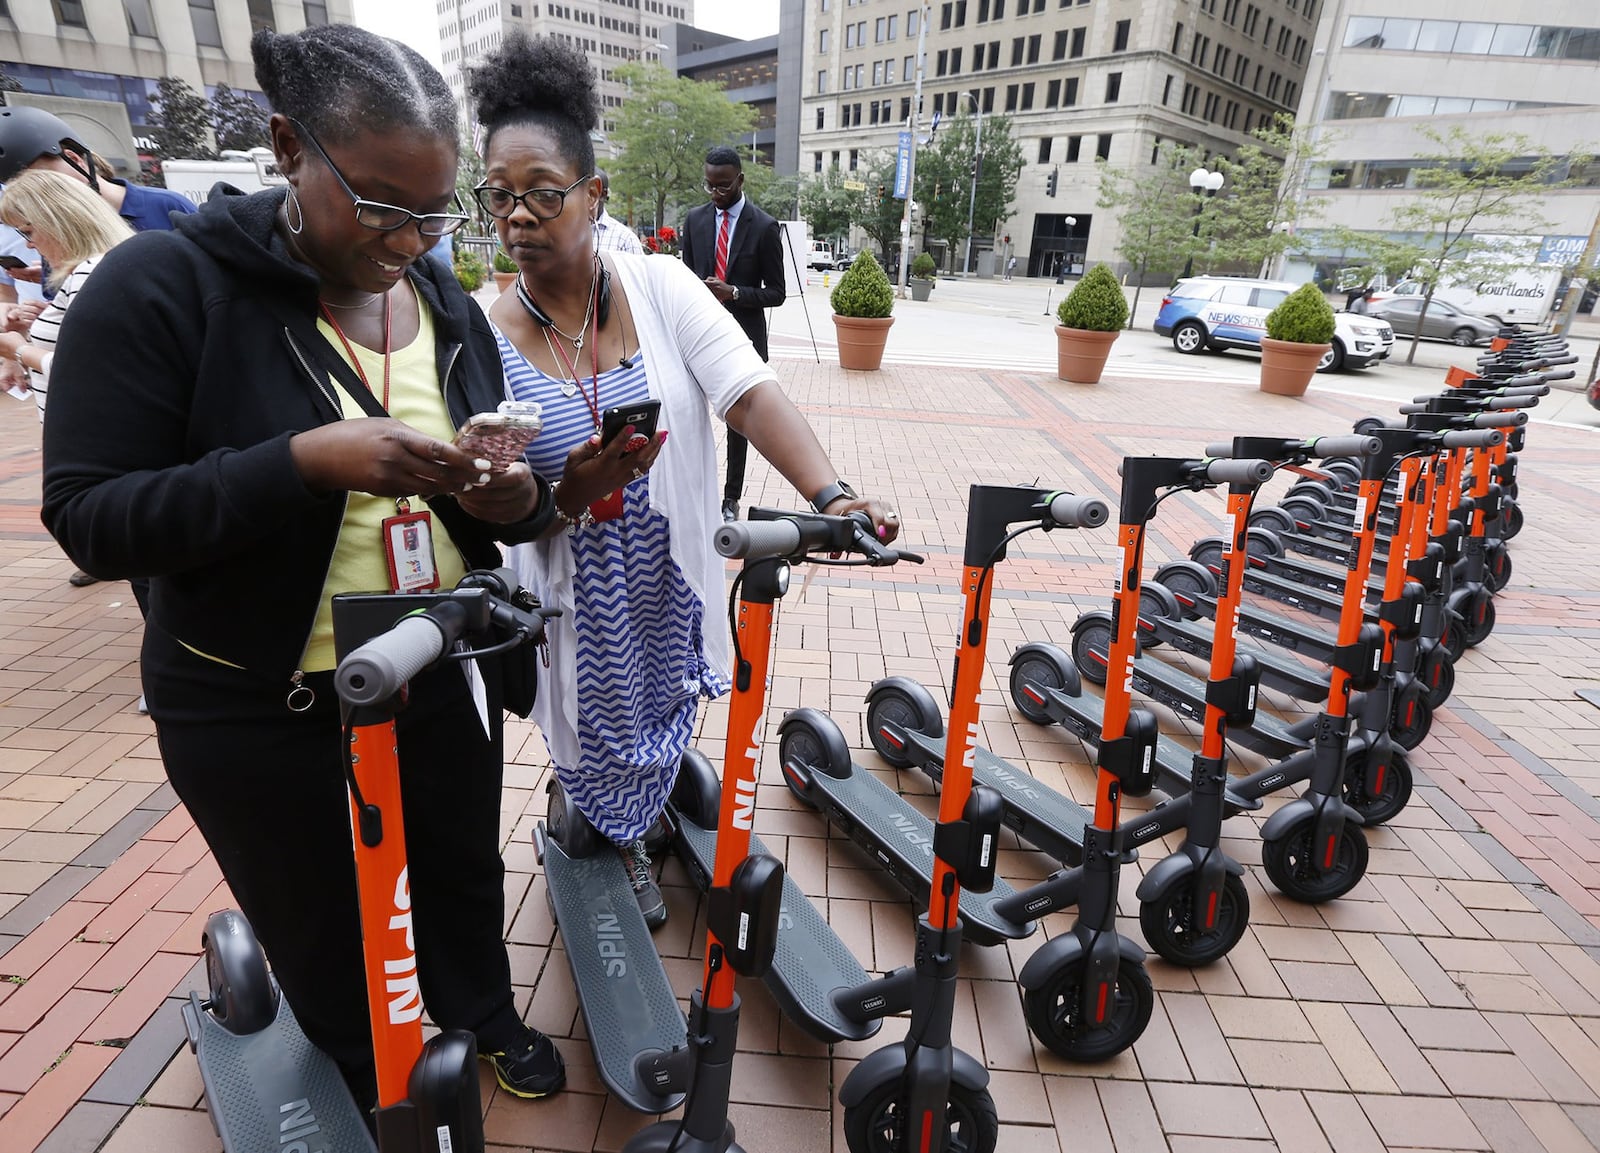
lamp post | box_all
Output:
[961,91,984,276]
[1181,166,1224,279]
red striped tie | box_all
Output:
[714,211,730,281]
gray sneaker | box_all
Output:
[619,839,667,931]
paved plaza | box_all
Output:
[1,286,1599,1151]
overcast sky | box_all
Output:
[350,0,779,66]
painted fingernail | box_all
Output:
[461,481,473,492]
[658,430,669,443]
[878,525,888,539]
[474,458,492,471]
[476,472,491,486]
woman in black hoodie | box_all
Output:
[40,26,564,1106]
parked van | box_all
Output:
[1154,276,1395,373]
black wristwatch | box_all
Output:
[811,480,858,513]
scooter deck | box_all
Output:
[1127,652,1309,759]
[1144,614,1329,701]
[901,726,1087,866]
[182,988,376,1153]
[535,824,688,1115]
[794,759,1035,946]
[1021,678,1207,798]
[1188,590,1339,661]
[673,818,882,1042]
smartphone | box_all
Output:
[0,255,29,272]
[454,401,543,471]
[600,399,662,454]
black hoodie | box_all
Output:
[41,186,552,690]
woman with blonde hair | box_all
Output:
[0,169,134,418]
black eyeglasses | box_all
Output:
[473,175,593,221]
[292,119,470,237]
[703,181,740,195]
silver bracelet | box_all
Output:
[550,482,594,535]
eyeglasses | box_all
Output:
[291,120,470,237]
[703,181,740,195]
[472,175,593,221]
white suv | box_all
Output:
[1153,276,1395,372]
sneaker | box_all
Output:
[480,1025,565,1098]
[620,839,668,931]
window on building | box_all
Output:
[900,96,911,118]
[1064,76,1078,105]
[951,46,962,71]
[1113,19,1130,51]
[955,0,967,27]
[818,69,829,92]
[1066,134,1081,162]
[978,0,990,21]
[908,8,918,35]
[1105,71,1121,101]
[937,49,948,75]
[1096,133,1111,160]
[1021,81,1034,108]
[845,22,855,47]
[1039,137,1051,163]
[1162,73,1173,104]
[940,2,952,30]
[510,2,523,14]
[303,2,328,24]
[1005,83,1018,110]
[1053,29,1068,59]
[123,0,157,37]
[53,0,88,25]
[905,55,914,77]
[981,85,994,111]
[1070,27,1085,57]
[1046,77,1061,105]
[1027,35,1040,62]
[820,28,830,51]
[1012,37,1024,66]
[188,0,222,46]
[815,152,823,172]
[875,16,884,41]
[832,150,840,167]
[873,61,883,83]
[888,13,897,38]
[246,0,275,31]
[995,0,1006,17]
[850,148,859,169]
[816,107,826,128]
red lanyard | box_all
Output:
[321,290,392,410]
[542,274,603,431]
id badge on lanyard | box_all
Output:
[382,497,441,592]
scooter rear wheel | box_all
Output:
[1152,561,1218,614]
[1461,591,1497,648]
[1262,818,1369,903]
[547,778,604,859]
[1343,749,1413,825]
[1139,872,1250,968]
[1420,646,1455,709]
[202,910,278,1036]
[843,1078,999,1153]
[1439,614,1467,663]
[1485,544,1512,593]
[1009,646,1079,724]
[777,714,851,808]
[1501,501,1524,540]
[1249,507,1299,535]
[866,684,942,769]
[1278,496,1327,524]
[1390,686,1434,750]
[669,748,722,829]
[1024,955,1154,1062]
[1137,584,1181,649]
[1070,616,1114,687]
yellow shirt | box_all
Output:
[301,300,468,672]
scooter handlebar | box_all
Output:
[716,512,922,565]
[1200,434,1380,460]
[1441,428,1505,450]
[1199,458,1275,485]
[335,601,468,707]
[716,519,806,561]
[1473,410,1527,428]
[1047,491,1111,529]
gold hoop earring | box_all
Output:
[285,186,305,235]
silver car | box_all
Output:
[1367,297,1500,346]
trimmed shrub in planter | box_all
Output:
[454,248,487,294]
[831,252,896,370]
[492,249,517,292]
[1053,263,1128,383]
[1260,282,1335,397]
[909,252,937,301]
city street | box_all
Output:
[0,285,1598,1152]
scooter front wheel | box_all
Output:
[1024,955,1154,1062]
[1502,501,1524,540]
[843,1078,999,1153]
[1389,686,1434,750]
[1461,591,1497,648]
[866,683,942,770]
[1070,616,1114,687]
[1343,749,1413,825]
[1419,646,1455,709]
[777,713,851,808]
[1009,645,1079,724]
[1485,544,1512,593]
[1139,872,1250,968]
[1262,818,1369,903]
[201,910,278,1036]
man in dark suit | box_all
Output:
[680,146,786,522]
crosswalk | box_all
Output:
[771,340,1251,382]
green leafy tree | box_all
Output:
[1209,112,1332,278]
[914,113,1024,268]
[211,83,268,153]
[1095,139,1209,325]
[1343,127,1584,363]
[151,76,215,160]
[853,152,911,267]
[610,63,757,231]
[798,169,859,246]
[456,130,487,233]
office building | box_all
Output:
[793,0,1317,275]
[675,29,782,166]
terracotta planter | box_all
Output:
[493,271,517,294]
[832,314,895,371]
[1054,326,1120,384]
[1258,337,1330,396]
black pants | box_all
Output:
[144,625,520,1108]
[724,342,770,503]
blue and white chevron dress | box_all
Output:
[497,331,727,843]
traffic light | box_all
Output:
[1045,167,1059,198]
[878,183,887,200]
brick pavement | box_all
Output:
[0,354,1597,1152]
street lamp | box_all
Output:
[1055,215,1077,283]
[1181,166,1224,279]
[960,91,984,276]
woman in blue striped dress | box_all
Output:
[468,35,900,929]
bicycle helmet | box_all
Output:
[0,106,97,185]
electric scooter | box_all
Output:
[624,510,912,1153]
[185,570,554,1153]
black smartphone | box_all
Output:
[0,255,29,272]
[600,399,662,454]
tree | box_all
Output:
[0,65,23,101]
[456,130,487,234]
[150,76,215,160]
[913,113,1025,269]
[609,63,756,231]
[1345,127,1583,363]
[1096,139,1209,325]
[854,151,910,267]
[798,169,860,246]
[211,83,269,153]
[1210,112,1331,278]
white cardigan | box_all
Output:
[507,252,778,772]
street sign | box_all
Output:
[843,180,867,191]
[894,131,911,199]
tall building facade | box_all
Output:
[1287,0,1600,283]
[792,0,1317,275]
[1,1,351,155]
[436,0,693,145]
[676,31,781,165]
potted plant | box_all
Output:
[830,251,895,371]
[1260,282,1335,397]
[453,247,487,294]
[1053,263,1129,383]
[492,249,518,293]
[909,252,937,302]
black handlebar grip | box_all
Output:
[335,603,465,707]
[1472,410,1527,428]
[715,519,804,561]
[1309,434,1383,459]
[1442,429,1504,449]
[1398,403,1426,415]
[1205,458,1275,485]
[1047,492,1111,529]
